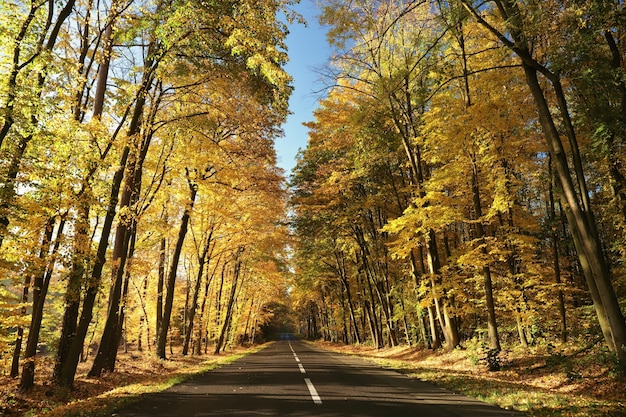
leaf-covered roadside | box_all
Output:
[0,344,266,417]
[314,341,626,417]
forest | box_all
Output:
[289,0,626,369]
[0,0,625,410]
[0,0,295,393]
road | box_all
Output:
[112,338,524,416]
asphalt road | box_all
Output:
[112,337,524,416]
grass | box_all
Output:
[315,340,626,417]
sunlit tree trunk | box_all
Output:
[157,236,166,342]
[14,218,55,382]
[183,231,214,355]
[20,218,65,387]
[156,172,198,359]
[470,160,500,351]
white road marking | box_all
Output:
[298,363,306,373]
[304,378,322,404]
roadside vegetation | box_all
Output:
[0,345,263,416]
[317,340,626,417]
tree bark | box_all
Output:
[156,174,198,359]
[89,127,156,376]
[470,161,500,351]
[215,249,244,354]
[548,155,567,343]
[13,218,55,381]
[183,230,214,355]
[19,218,65,390]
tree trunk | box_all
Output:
[427,230,460,350]
[156,175,198,359]
[548,155,567,343]
[20,218,65,391]
[55,143,131,387]
[183,231,214,355]
[88,207,133,376]
[427,305,441,349]
[90,127,155,376]
[213,262,227,341]
[157,236,166,342]
[470,162,500,351]
[337,253,362,344]
[10,217,55,378]
[196,253,220,354]
[215,250,244,354]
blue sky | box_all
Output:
[275,0,331,177]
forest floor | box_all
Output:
[0,345,260,417]
[315,340,626,417]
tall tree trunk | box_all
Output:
[156,174,198,359]
[427,304,441,349]
[157,236,166,341]
[548,155,567,343]
[459,17,499,351]
[138,274,149,351]
[18,217,65,392]
[470,161,500,351]
[183,231,214,355]
[336,250,362,344]
[362,268,383,348]
[88,206,133,376]
[90,126,156,376]
[53,202,89,381]
[55,144,131,387]
[525,66,626,359]
[196,253,220,354]
[12,218,55,380]
[55,62,156,385]
[53,0,138,386]
[215,249,244,354]
[426,230,460,350]
[213,262,227,341]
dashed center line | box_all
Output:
[304,378,323,404]
[289,341,323,404]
